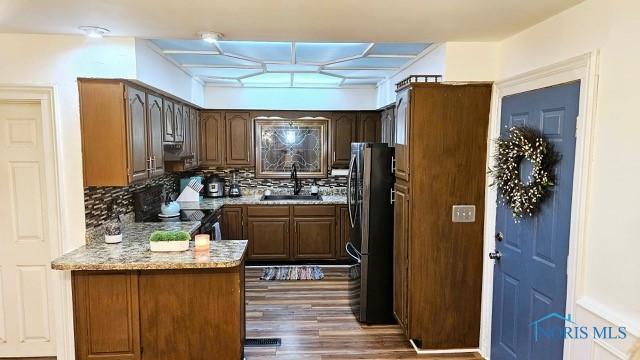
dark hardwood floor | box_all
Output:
[244,266,483,359]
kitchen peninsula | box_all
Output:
[52,225,248,360]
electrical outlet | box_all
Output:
[452,205,476,223]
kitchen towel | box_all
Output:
[213,222,222,241]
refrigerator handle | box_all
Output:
[347,154,356,228]
[390,188,396,204]
[391,156,396,174]
[345,242,361,263]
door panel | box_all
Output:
[225,112,252,165]
[201,112,224,166]
[222,207,244,240]
[147,94,164,177]
[247,218,290,260]
[190,109,200,166]
[0,102,56,357]
[394,89,409,180]
[174,104,184,143]
[491,82,580,360]
[126,86,148,182]
[357,112,380,142]
[293,218,335,259]
[337,206,350,259]
[393,181,409,332]
[332,112,356,168]
[163,99,175,143]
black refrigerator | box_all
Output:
[346,142,395,324]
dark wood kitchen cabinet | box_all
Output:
[174,103,185,143]
[72,267,245,360]
[331,112,357,168]
[247,218,290,260]
[380,106,395,146]
[392,181,409,333]
[163,99,175,143]
[356,111,381,143]
[201,111,225,167]
[72,271,141,360]
[225,111,253,166]
[190,108,201,167]
[126,86,149,183]
[392,82,492,349]
[79,80,168,186]
[147,94,165,177]
[222,206,245,240]
[336,205,350,260]
[292,206,336,259]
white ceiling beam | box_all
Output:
[162,50,220,55]
[291,42,296,64]
[367,54,415,58]
[323,66,399,71]
[181,64,263,69]
[361,43,375,57]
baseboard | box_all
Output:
[409,339,480,355]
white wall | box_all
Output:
[498,0,640,358]
[443,42,500,82]
[0,34,138,253]
[204,85,377,110]
[134,39,204,106]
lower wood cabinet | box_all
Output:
[392,181,410,332]
[222,207,245,240]
[336,205,350,260]
[292,217,335,260]
[242,205,342,261]
[247,217,290,260]
[72,268,245,360]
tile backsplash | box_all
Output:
[83,167,347,230]
[84,173,179,229]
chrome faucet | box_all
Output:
[290,164,303,195]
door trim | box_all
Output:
[0,85,73,360]
[480,52,600,360]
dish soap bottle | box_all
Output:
[104,201,123,244]
[310,180,319,196]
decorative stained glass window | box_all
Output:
[255,119,328,178]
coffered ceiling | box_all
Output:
[150,40,431,87]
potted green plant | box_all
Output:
[149,230,191,252]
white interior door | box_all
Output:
[0,101,56,357]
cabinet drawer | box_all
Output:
[293,205,335,217]
[247,206,290,217]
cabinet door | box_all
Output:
[190,108,200,166]
[72,271,141,360]
[222,207,244,240]
[225,111,252,165]
[201,111,225,166]
[381,107,395,146]
[125,86,149,183]
[393,181,409,332]
[163,100,175,143]
[357,111,380,143]
[293,218,335,259]
[147,94,165,177]
[174,104,185,143]
[331,112,356,168]
[336,206,350,260]
[394,89,410,181]
[247,217,290,260]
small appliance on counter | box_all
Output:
[228,170,242,198]
[204,174,225,198]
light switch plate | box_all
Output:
[452,205,476,223]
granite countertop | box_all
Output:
[178,194,347,210]
[52,221,248,271]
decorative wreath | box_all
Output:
[490,126,560,220]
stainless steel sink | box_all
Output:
[260,194,322,201]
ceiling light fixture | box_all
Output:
[200,32,223,44]
[79,26,110,38]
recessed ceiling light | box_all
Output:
[200,32,223,44]
[79,26,110,38]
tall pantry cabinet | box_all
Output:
[392,82,492,350]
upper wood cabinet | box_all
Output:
[380,107,395,146]
[174,104,185,143]
[80,80,169,186]
[225,112,253,166]
[394,88,410,181]
[163,100,175,143]
[201,111,225,167]
[147,94,165,177]
[356,111,381,143]
[126,86,149,183]
[331,112,357,168]
[190,108,200,167]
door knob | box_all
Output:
[495,232,504,242]
[489,250,502,260]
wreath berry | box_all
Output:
[489,126,561,220]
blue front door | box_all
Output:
[490,81,580,360]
